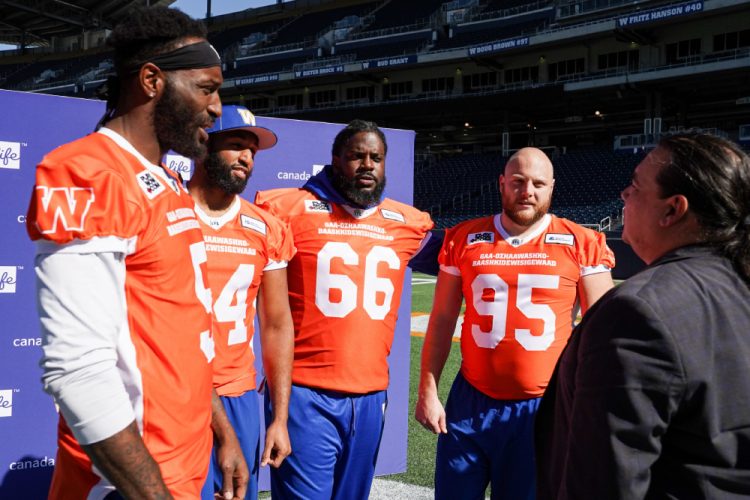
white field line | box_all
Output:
[411,313,463,340]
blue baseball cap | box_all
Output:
[207,104,278,150]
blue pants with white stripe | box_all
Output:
[266,384,387,500]
[436,372,540,500]
[201,390,261,500]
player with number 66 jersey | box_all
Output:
[256,188,431,393]
[255,120,436,500]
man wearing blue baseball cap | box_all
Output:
[188,105,295,500]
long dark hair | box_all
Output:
[657,132,750,281]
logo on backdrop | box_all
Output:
[0,140,22,170]
[9,456,56,470]
[276,163,325,182]
[36,186,95,234]
[12,337,41,348]
[0,389,15,417]
[0,266,18,293]
[166,153,193,181]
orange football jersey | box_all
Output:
[27,129,214,499]
[256,188,433,393]
[195,196,295,397]
[440,214,615,400]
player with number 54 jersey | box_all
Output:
[187,105,295,500]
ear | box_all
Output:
[331,154,341,170]
[138,63,164,99]
[498,174,505,189]
[659,194,690,227]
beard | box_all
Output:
[502,196,551,227]
[330,168,386,208]
[203,151,249,195]
[154,78,207,160]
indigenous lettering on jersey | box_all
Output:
[256,188,433,393]
[195,196,294,397]
[27,129,213,499]
[440,214,614,400]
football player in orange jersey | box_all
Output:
[255,120,438,500]
[415,147,615,500]
[26,7,247,500]
[188,105,294,500]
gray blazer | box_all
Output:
[535,245,750,499]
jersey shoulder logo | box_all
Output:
[136,171,165,199]
[304,199,332,213]
[545,233,575,246]
[240,214,267,235]
[467,231,494,245]
[35,186,95,234]
[381,208,405,223]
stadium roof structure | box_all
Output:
[0,0,175,48]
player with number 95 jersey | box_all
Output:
[416,147,615,500]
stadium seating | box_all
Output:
[333,30,432,60]
[271,2,379,46]
[416,148,644,229]
[361,0,445,31]
[434,15,551,51]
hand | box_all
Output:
[214,434,249,500]
[414,394,447,434]
[261,420,292,468]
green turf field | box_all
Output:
[384,272,461,487]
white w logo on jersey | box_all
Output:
[35,186,95,234]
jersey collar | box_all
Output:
[97,127,181,193]
[494,213,551,247]
[341,205,378,219]
[193,195,241,230]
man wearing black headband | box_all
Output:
[26,7,247,499]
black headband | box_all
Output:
[125,40,221,73]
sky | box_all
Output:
[170,0,283,19]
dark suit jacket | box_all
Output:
[535,245,750,499]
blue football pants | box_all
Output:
[266,384,387,500]
[436,372,540,500]
[201,390,261,500]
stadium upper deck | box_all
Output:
[1,0,746,151]
[1,0,748,226]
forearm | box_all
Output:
[210,389,238,445]
[82,421,171,500]
[419,271,463,399]
[261,325,293,422]
[418,321,455,399]
[257,268,294,422]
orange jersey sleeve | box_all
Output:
[196,196,295,396]
[257,188,433,393]
[27,134,144,245]
[27,130,213,499]
[440,214,614,400]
